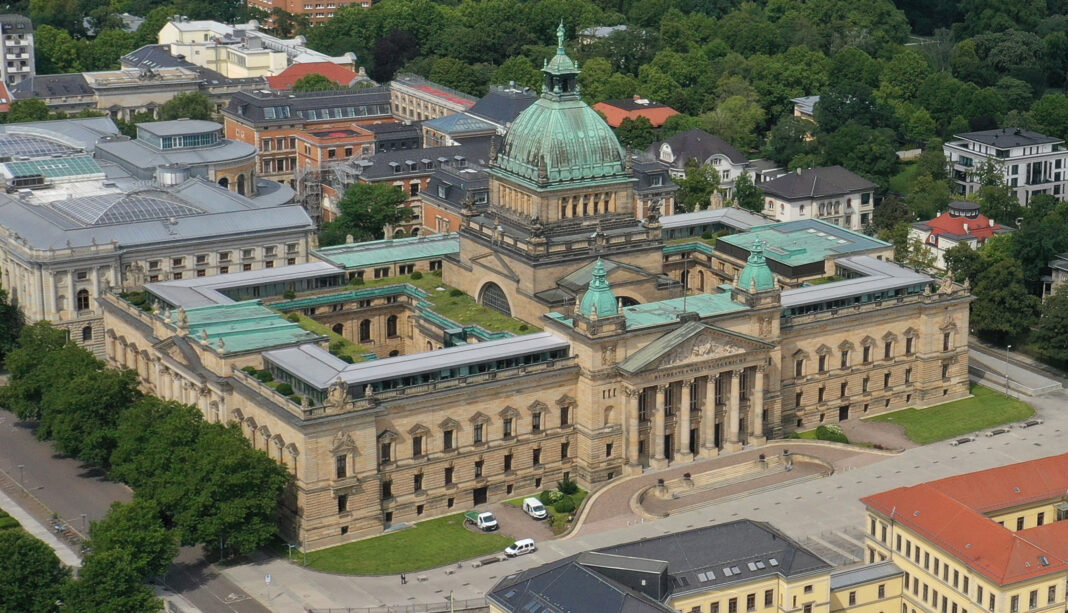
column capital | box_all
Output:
[622,385,642,398]
[756,363,768,374]
[656,383,670,393]
[724,369,738,380]
[681,378,694,390]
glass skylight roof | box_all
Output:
[4,155,102,179]
[51,192,204,226]
[0,133,79,158]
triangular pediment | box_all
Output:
[557,259,658,293]
[469,250,519,281]
[618,321,772,375]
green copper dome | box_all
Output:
[579,259,619,318]
[493,24,627,187]
[737,239,776,292]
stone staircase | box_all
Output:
[651,456,787,502]
[668,472,825,515]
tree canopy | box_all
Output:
[320,182,413,245]
[159,92,215,121]
[0,529,69,613]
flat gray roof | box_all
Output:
[661,207,768,231]
[830,562,902,590]
[266,332,570,389]
[781,255,932,308]
[137,119,222,136]
[95,136,256,170]
[146,261,342,308]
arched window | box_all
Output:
[359,319,372,342]
[618,296,640,308]
[218,177,229,190]
[479,282,511,316]
[386,315,398,337]
[696,271,705,292]
[76,289,90,311]
[394,229,406,239]
[411,227,420,236]
[332,323,344,335]
[236,174,246,196]
[388,350,400,357]
[81,325,92,342]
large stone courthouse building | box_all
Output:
[100,28,972,550]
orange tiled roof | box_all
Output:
[861,453,1068,586]
[267,62,362,90]
[593,97,679,128]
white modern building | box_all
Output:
[0,15,33,86]
[944,128,1068,205]
[758,166,876,231]
[157,17,356,78]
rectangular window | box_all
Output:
[925,552,930,569]
[532,413,542,432]
[729,598,738,613]
[963,577,969,595]
[414,473,423,492]
[1010,595,1019,613]
[337,494,347,513]
[474,460,483,478]
[474,423,484,444]
[863,346,871,363]
[878,585,886,599]
[1037,512,1045,526]
[885,372,891,388]
[1029,590,1037,610]
[711,603,719,613]
[335,455,346,479]
[561,406,570,426]
[765,590,774,607]
[841,350,849,369]
[381,480,392,499]
[561,441,570,458]
[943,332,951,351]
[444,466,453,485]
[380,442,391,463]
[818,387,825,403]
[503,418,513,437]
[747,594,756,611]
[1017,516,1025,530]
[849,592,857,606]
[953,570,959,588]
[819,355,827,372]
[533,448,541,466]
[444,430,454,450]
[1048,586,1056,604]
[504,453,512,472]
[606,443,613,457]
[795,359,804,377]
[412,435,423,457]
[840,381,847,397]
[906,337,914,355]
[885,341,892,359]
[905,368,912,384]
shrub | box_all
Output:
[410,271,423,280]
[701,231,714,240]
[283,290,296,300]
[352,277,365,286]
[329,340,345,354]
[254,370,274,383]
[538,489,563,505]
[276,383,294,396]
[553,496,576,514]
[785,433,801,439]
[815,424,849,444]
[519,324,528,332]
[557,476,579,496]
[449,288,463,297]
[286,313,300,322]
[550,513,569,534]
[241,366,257,374]
[338,354,354,364]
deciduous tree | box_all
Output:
[292,73,341,92]
[39,367,141,467]
[971,256,1039,342]
[675,158,719,211]
[321,183,413,245]
[0,529,70,613]
[87,499,178,581]
[1034,284,1068,362]
[159,92,214,121]
[61,549,161,613]
[732,171,763,213]
[615,116,657,150]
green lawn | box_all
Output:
[354,273,539,335]
[288,313,372,362]
[867,384,1034,444]
[889,162,918,195]
[302,513,514,575]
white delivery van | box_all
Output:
[522,498,548,520]
[504,538,536,557]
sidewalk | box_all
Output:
[0,483,81,567]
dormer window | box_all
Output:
[651,175,663,187]
[455,156,467,168]
[389,162,400,174]
[437,185,447,198]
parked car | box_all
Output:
[504,538,536,557]
[522,498,548,520]
[464,510,499,531]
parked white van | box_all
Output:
[522,498,548,520]
[505,538,536,557]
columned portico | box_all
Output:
[700,373,718,458]
[651,384,668,469]
[750,364,767,445]
[724,370,742,451]
[677,379,693,462]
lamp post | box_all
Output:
[1005,344,1012,394]
[80,514,86,533]
[16,464,24,486]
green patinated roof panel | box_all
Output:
[622,292,748,329]
[180,301,321,353]
[314,234,460,270]
[718,219,890,267]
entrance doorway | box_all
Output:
[839,405,850,421]
[664,434,673,460]
[473,486,488,506]
[638,438,648,466]
[689,428,698,454]
[714,423,722,448]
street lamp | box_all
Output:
[80,514,86,533]
[1005,344,1013,394]
[16,464,24,486]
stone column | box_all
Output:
[67,271,75,320]
[700,373,719,458]
[724,370,742,451]
[624,386,642,475]
[677,379,694,462]
[651,384,668,469]
[751,365,767,445]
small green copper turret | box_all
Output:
[579,259,619,318]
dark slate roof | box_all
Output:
[423,112,496,136]
[11,73,92,100]
[345,140,490,181]
[758,166,876,200]
[654,129,748,167]
[633,159,677,193]
[0,14,32,29]
[363,121,420,135]
[422,165,489,212]
[489,520,833,613]
[956,128,1061,147]
[467,86,538,127]
[121,44,191,70]
[223,88,392,125]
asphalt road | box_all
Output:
[0,408,270,613]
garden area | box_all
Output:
[505,477,588,535]
[0,509,20,531]
[300,513,513,575]
[868,384,1034,444]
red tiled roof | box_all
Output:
[593,99,680,128]
[0,82,11,113]
[412,85,475,108]
[267,62,362,90]
[922,211,1007,242]
[862,453,1068,586]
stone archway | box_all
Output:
[478,282,511,317]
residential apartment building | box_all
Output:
[909,201,1014,270]
[390,73,476,122]
[421,84,537,147]
[758,166,876,231]
[648,129,750,198]
[158,17,356,77]
[0,15,33,86]
[944,128,1068,205]
[245,0,371,25]
[863,454,1068,613]
[221,87,394,186]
